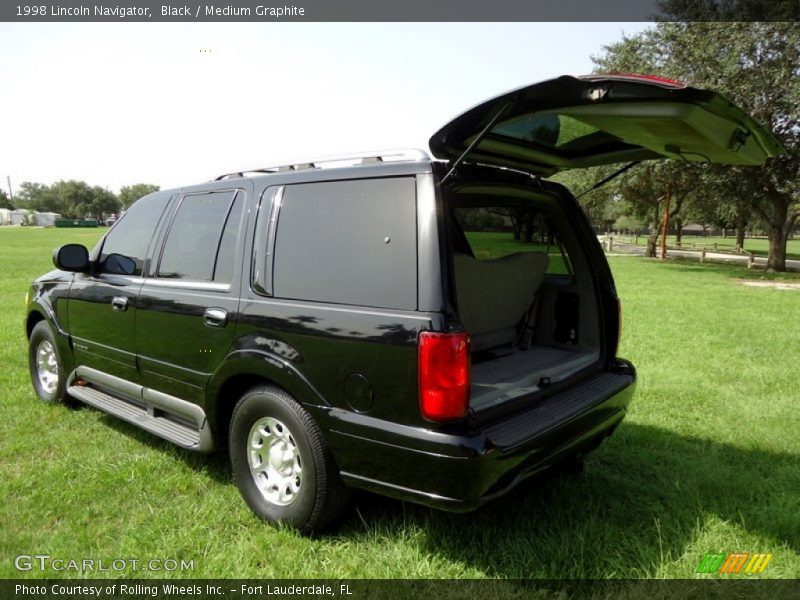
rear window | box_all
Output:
[272,177,417,309]
[453,206,573,276]
[492,114,607,150]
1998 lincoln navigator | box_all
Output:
[26,75,780,532]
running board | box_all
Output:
[67,367,214,452]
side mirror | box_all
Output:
[53,244,90,272]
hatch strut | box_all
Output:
[441,100,514,184]
[575,161,640,199]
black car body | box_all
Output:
[25,75,781,531]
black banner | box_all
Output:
[1,0,799,22]
[4,579,800,600]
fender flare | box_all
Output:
[205,348,330,430]
[26,299,75,376]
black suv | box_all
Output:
[26,75,780,532]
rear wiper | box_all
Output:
[574,161,640,199]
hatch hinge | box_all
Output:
[441,99,515,185]
[574,161,640,200]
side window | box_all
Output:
[100,192,171,276]
[272,178,417,309]
[212,194,246,283]
[157,190,244,282]
[453,206,573,276]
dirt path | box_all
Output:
[738,280,800,290]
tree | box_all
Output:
[89,186,120,223]
[15,182,57,212]
[613,161,700,257]
[613,214,645,233]
[699,166,762,249]
[553,164,619,231]
[0,189,12,209]
[594,22,800,271]
[119,184,159,209]
[49,180,95,218]
[10,180,122,220]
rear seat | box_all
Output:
[454,252,549,352]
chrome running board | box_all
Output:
[67,366,214,452]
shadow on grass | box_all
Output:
[93,410,233,483]
[339,423,799,578]
[88,405,798,578]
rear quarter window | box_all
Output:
[272,177,417,310]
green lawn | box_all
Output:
[464,231,570,272]
[1,228,798,579]
[615,234,800,260]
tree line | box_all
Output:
[557,19,798,271]
[0,182,159,222]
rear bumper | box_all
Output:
[325,360,636,511]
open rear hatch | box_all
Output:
[430,74,781,416]
[430,74,782,176]
[442,181,604,415]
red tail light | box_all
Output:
[583,72,687,88]
[418,332,470,421]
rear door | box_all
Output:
[429,74,782,175]
[135,180,252,404]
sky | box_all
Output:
[0,22,650,195]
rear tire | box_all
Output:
[28,321,68,404]
[229,385,349,533]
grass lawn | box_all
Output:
[1,228,798,579]
[464,231,570,273]
[615,234,800,260]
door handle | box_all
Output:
[111,296,128,312]
[204,307,228,328]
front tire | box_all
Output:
[28,321,68,404]
[229,385,349,533]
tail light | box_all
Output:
[418,331,470,421]
[592,72,687,88]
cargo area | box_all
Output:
[442,177,604,413]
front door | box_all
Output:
[68,191,174,382]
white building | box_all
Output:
[35,212,61,226]
[0,208,10,225]
[10,209,30,225]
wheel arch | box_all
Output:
[26,304,75,377]
[207,350,330,448]
[26,309,46,339]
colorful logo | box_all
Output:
[696,552,773,575]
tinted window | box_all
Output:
[213,194,246,283]
[493,114,606,153]
[273,178,417,309]
[100,192,171,276]
[158,191,241,282]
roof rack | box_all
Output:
[215,148,430,181]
